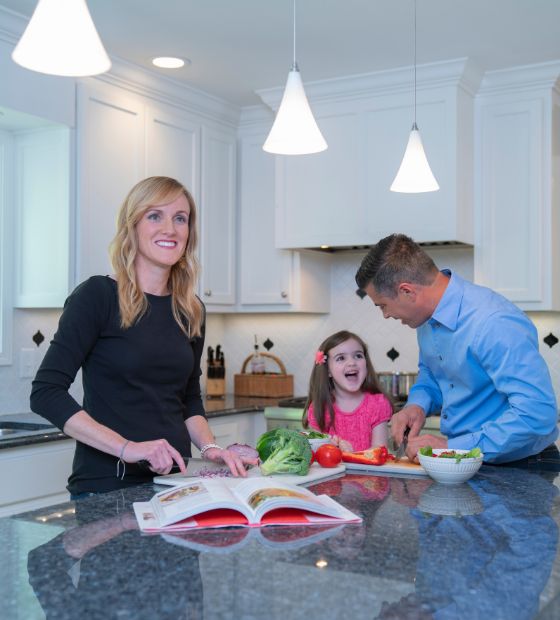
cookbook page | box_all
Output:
[152,479,248,526]
[232,478,344,521]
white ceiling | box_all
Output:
[1,0,560,107]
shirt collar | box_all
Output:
[429,269,463,331]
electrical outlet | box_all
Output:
[20,348,36,379]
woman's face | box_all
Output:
[135,193,190,275]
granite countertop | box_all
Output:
[0,396,276,450]
[3,466,560,619]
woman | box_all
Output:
[31,176,255,497]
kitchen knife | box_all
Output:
[394,427,410,461]
[138,457,230,477]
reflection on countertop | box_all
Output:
[4,466,560,619]
[0,396,274,451]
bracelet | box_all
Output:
[116,440,130,480]
[200,443,222,458]
[119,439,130,461]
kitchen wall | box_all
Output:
[207,247,560,401]
[1,246,559,415]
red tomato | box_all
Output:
[315,444,343,468]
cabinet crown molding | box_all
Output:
[478,60,560,96]
[91,56,241,129]
[257,58,483,110]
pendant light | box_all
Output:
[390,0,439,193]
[263,0,327,155]
[12,0,111,77]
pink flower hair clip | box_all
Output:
[315,350,327,365]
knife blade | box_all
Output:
[138,457,230,477]
[394,427,410,461]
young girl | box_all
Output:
[303,330,392,452]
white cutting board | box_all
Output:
[344,458,428,477]
[153,463,346,488]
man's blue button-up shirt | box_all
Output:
[407,270,558,463]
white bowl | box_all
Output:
[418,449,484,485]
[418,482,484,516]
[307,437,333,451]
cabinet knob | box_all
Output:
[204,290,212,297]
[281,291,288,298]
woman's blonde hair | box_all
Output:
[303,330,391,432]
[109,176,203,338]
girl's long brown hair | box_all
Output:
[303,330,390,432]
[109,176,203,338]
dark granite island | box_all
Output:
[2,466,560,620]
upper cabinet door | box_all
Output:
[76,82,145,282]
[145,107,200,202]
[239,133,292,305]
[475,81,560,311]
[199,126,236,306]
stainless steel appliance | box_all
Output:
[264,397,307,431]
[377,372,418,401]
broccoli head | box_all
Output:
[257,428,312,476]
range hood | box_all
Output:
[301,240,473,254]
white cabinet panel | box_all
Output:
[76,83,145,281]
[0,440,75,517]
[145,107,200,200]
[14,127,70,307]
[200,126,236,306]
[238,130,330,313]
[475,72,560,310]
[275,114,364,248]
[239,133,292,305]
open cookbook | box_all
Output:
[133,477,361,532]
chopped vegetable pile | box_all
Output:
[302,430,329,439]
[256,428,313,476]
[419,446,482,463]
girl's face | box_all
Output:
[327,338,367,395]
[135,194,190,276]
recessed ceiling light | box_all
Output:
[152,56,189,69]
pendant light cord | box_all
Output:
[292,0,297,70]
[413,0,417,128]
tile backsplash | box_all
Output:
[1,247,559,414]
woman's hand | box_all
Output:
[124,439,186,475]
[202,447,258,477]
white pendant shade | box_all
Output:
[263,68,327,155]
[390,124,439,193]
[12,0,111,77]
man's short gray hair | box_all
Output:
[355,234,438,297]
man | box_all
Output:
[355,233,559,467]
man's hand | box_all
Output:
[406,433,448,462]
[391,405,426,445]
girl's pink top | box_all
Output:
[307,392,392,451]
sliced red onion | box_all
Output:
[226,443,259,460]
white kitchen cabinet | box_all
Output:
[76,81,145,281]
[191,412,266,456]
[474,64,560,310]
[145,106,200,201]
[0,439,75,517]
[13,127,71,308]
[76,78,238,304]
[199,126,237,307]
[263,59,478,249]
[237,130,331,313]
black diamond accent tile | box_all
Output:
[386,347,400,362]
[263,338,274,351]
[32,330,45,347]
[543,332,559,348]
[355,288,367,299]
